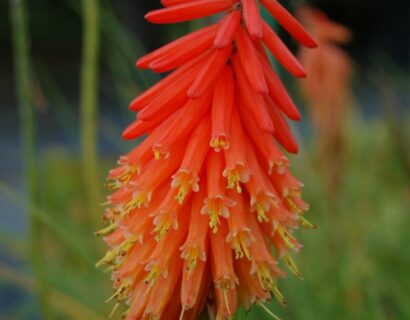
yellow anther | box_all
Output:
[152,146,169,161]
[154,150,161,160]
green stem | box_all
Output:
[80,0,101,228]
[9,0,51,317]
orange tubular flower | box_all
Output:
[98,1,317,319]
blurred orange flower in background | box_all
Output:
[97,1,317,319]
[297,7,354,194]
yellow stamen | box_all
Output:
[105,279,131,303]
[104,265,115,273]
[152,145,169,161]
[175,184,191,204]
[300,216,317,229]
[283,253,304,280]
[125,191,148,213]
[209,207,221,234]
[100,201,111,207]
[172,171,198,204]
[255,264,286,306]
[256,263,274,291]
[179,308,186,320]
[226,170,242,193]
[223,289,231,315]
[144,264,161,288]
[154,149,161,160]
[182,246,200,273]
[105,181,120,190]
[257,300,283,320]
[277,227,297,250]
[232,233,251,260]
[216,278,234,316]
[109,303,120,319]
[285,192,304,214]
[271,285,287,307]
[94,223,116,236]
[96,238,135,267]
[255,202,269,223]
[119,166,136,182]
[211,136,229,152]
[153,215,173,242]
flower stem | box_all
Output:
[80,0,101,228]
[9,0,51,317]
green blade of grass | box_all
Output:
[0,180,96,266]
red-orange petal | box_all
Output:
[145,0,235,24]
[265,97,299,154]
[242,0,263,39]
[237,99,289,174]
[130,50,211,111]
[231,53,274,133]
[214,10,241,48]
[122,118,153,140]
[260,55,301,121]
[261,20,307,78]
[148,26,219,72]
[206,150,226,198]
[235,27,268,94]
[188,44,232,98]
[137,24,218,69]
[153,92,213,157]
[260,0,318,48]
[211,65,234,151]
[210,220,239,286]
[136,70,195,121]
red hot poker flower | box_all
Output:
[98,1,317,319]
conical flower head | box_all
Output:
[98,1,317,319]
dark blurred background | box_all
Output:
[0,0,409,319]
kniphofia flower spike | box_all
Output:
[98,1,317,319]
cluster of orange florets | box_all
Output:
[97,1,316,319]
